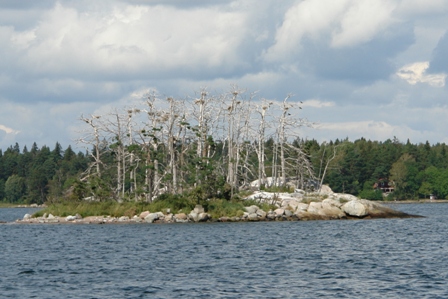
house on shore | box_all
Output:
[373,179,395,194]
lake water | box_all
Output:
[1,203,448,298]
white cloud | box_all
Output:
[396,62,446,87]
[396,0,448,17]
[264,0,400,62]
[0,124,19,135]
[331,0,396,48]
[11,2,250,78]
[1,0,448,150]
[302,99,335,108]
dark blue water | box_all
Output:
[1,203,447,298]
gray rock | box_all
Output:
[198,213,210,222]
[174,213,187,220]
[307,202,323,214]
[321,202,346,218]
[267,211,276,220]
[336,193,359,202]
[118,216,129,222]
[47,214,55,219]
[274,208,285,217]
[342,200,368,217]
[256,209,267,218]
[66,215,77,221]
[140,211,150,219]
[295,203,309,212]
[322,198,344,209]
[145,213,159,223]
[188,211,199,222]
[248,213,259,221]
[245,205,258,214]
[284,209,293,217]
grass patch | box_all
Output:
[0,202,21,208]
[33,195,278,219]
[33,202,153,218]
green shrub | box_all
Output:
[359,189,384,201]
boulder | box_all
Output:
[66,215,77,221]
[248,213,259,221]
[274,208,285,217]
[267,210,276,220]
[295,203,309,212]
[174,213,188,223]
[335,193,359,202]
[175,213,187,220]
[342,200,368,217]
[164,214,174,222]
[140,211,150,219]
[307,202,324,215]
[322,198,344,209]
[256,209,267,219]
[188,211,199,222]
[283,199,302,211]
[145,213,159,223]
[319,199,346,218]
[23,214,32,220]
[198,213,210,222]
[244,205,258,214]
[118,216,129,222]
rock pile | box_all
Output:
[242,186,416,221]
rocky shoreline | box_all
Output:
[15,187,421,224]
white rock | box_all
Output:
[145,213,159,223]
[274,208,285,216]
[256,209,267,218]
[66,215,77,221]
[140,211,150,219]
[23,213,32,220]
[248,213,259,221]
[198,213,210,222]
[244,205,258,214]
[307,202,323,214]
[342,200,368,217]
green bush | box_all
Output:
[359,189,384,201]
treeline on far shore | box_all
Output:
[1,136,448,205]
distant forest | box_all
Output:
[1,137,448,204]
[1,89,448,204]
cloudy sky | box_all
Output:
[1,0,447,151]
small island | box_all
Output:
[1,89,446,221]
[17,185,419,224]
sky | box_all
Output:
[0,0,448,152]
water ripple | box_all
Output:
[1,204,448,298]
